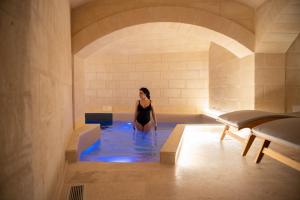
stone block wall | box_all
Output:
[286,34,300,112]
[209,43,255,112]
[0,1,73,199]
[83,52,209,114]
[255,53,286,112]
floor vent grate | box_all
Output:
[68,184,84,200]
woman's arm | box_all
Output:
[133,100,139,129]
[151,102,157,130]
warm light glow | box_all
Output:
[235,128,251,138]
[176,124,224,168]
[203,108,225,119]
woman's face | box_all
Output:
[139,90,146,99]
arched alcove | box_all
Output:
[73,21,255,127]
[72,6,255,57]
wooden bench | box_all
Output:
[217,110,294,156]
[66,124,101,163]
[248,118,300,171]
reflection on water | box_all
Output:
[80,121,176,162]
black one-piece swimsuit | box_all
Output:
[137,100,152,127]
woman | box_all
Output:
[133,87,157,132]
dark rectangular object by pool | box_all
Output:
[85,113,113,126]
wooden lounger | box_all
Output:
[218,110,292,147]
[248,118,300,171]
[217,110,298,156]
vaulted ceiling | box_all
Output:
[71,0,266,57]
[87,23,211,56]
[77,22,252,58]
[70,0,267,9]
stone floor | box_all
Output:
[60,125,300,200]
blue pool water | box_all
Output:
[80,121,177,162]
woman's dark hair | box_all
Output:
[140,87,150,99]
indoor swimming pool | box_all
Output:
[80,121,177,162]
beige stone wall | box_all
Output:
[83,52,208,115]
[208,43,288,114]
[254,53,286,112]
[286,34,300,112]
[0,1,72,200]
[209,43,255,112]
[74,56,86,128]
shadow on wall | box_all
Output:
[0,1,34,199]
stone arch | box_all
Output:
[72,6,254,57]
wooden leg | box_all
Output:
[220,125,229,141]
[255,139,271,163]
[241,134,256,156]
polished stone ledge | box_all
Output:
[66,124,101,163]
[160,124,185,165]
